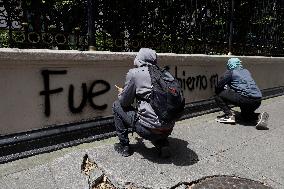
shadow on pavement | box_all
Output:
[132,137,199,166]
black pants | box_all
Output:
[112,100,171,146]
[215,89,261,122]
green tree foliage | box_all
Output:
[0,30,9,48]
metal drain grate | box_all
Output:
[190,176,273,189]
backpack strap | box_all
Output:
[137,63,165,101]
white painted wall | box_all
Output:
[0,48,284,135]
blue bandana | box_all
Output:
[227,58,243,70]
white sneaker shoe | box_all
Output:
[216,115,236,124]
[256,112,269,130]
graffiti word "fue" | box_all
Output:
[40,70,110,117]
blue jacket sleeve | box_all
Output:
[215,70,232,94]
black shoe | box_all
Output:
[256,112,269,130]
[114,143,133,157]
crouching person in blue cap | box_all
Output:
[214,58,269,130]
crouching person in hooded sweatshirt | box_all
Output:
[112,48,177,158]
[214,58,269,130]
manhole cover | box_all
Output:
[191,176,273,189]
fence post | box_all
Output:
[228,0,234,55]
[87,0,96,51]
[4,1,13,48]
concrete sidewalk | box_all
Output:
[0,95,283,189]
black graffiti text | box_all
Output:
[174,66,218,91]
[40,70,110,117]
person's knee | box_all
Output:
[214,94,220,100]
[214,94,223,102]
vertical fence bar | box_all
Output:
[22,0,28,49]
[5,1,13,48]
[228,0,234,55]
[87,0,96,51]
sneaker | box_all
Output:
[215,115,235,123]
[256,112,269,130]
[114,143,133,157]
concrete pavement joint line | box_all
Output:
[176,122,281,164]
[177,116,217,127]
[47,165,59,189]
[202,109,283,158]
[259,176,284,187]
[221,155,284,187]
[177,120,271,162]
[177,111,220,129]
[214,127,278,156]
[217,128,284,187]
[266,178,284,187]
[177,122,244,161]
[221,155,261,177]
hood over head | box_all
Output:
[227,58,243,70]
[134,48,157,67]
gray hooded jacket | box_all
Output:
[118,48,175,129]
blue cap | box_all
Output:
[227,58,242,70]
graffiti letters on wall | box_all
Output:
[40,70,110,117]
[39,67,218,117]
[174,66,218,91]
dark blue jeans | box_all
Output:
[112,100,171,146]
[215,89,261,121]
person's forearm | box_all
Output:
[215,71,232,94]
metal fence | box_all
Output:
[0,0,283,56]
